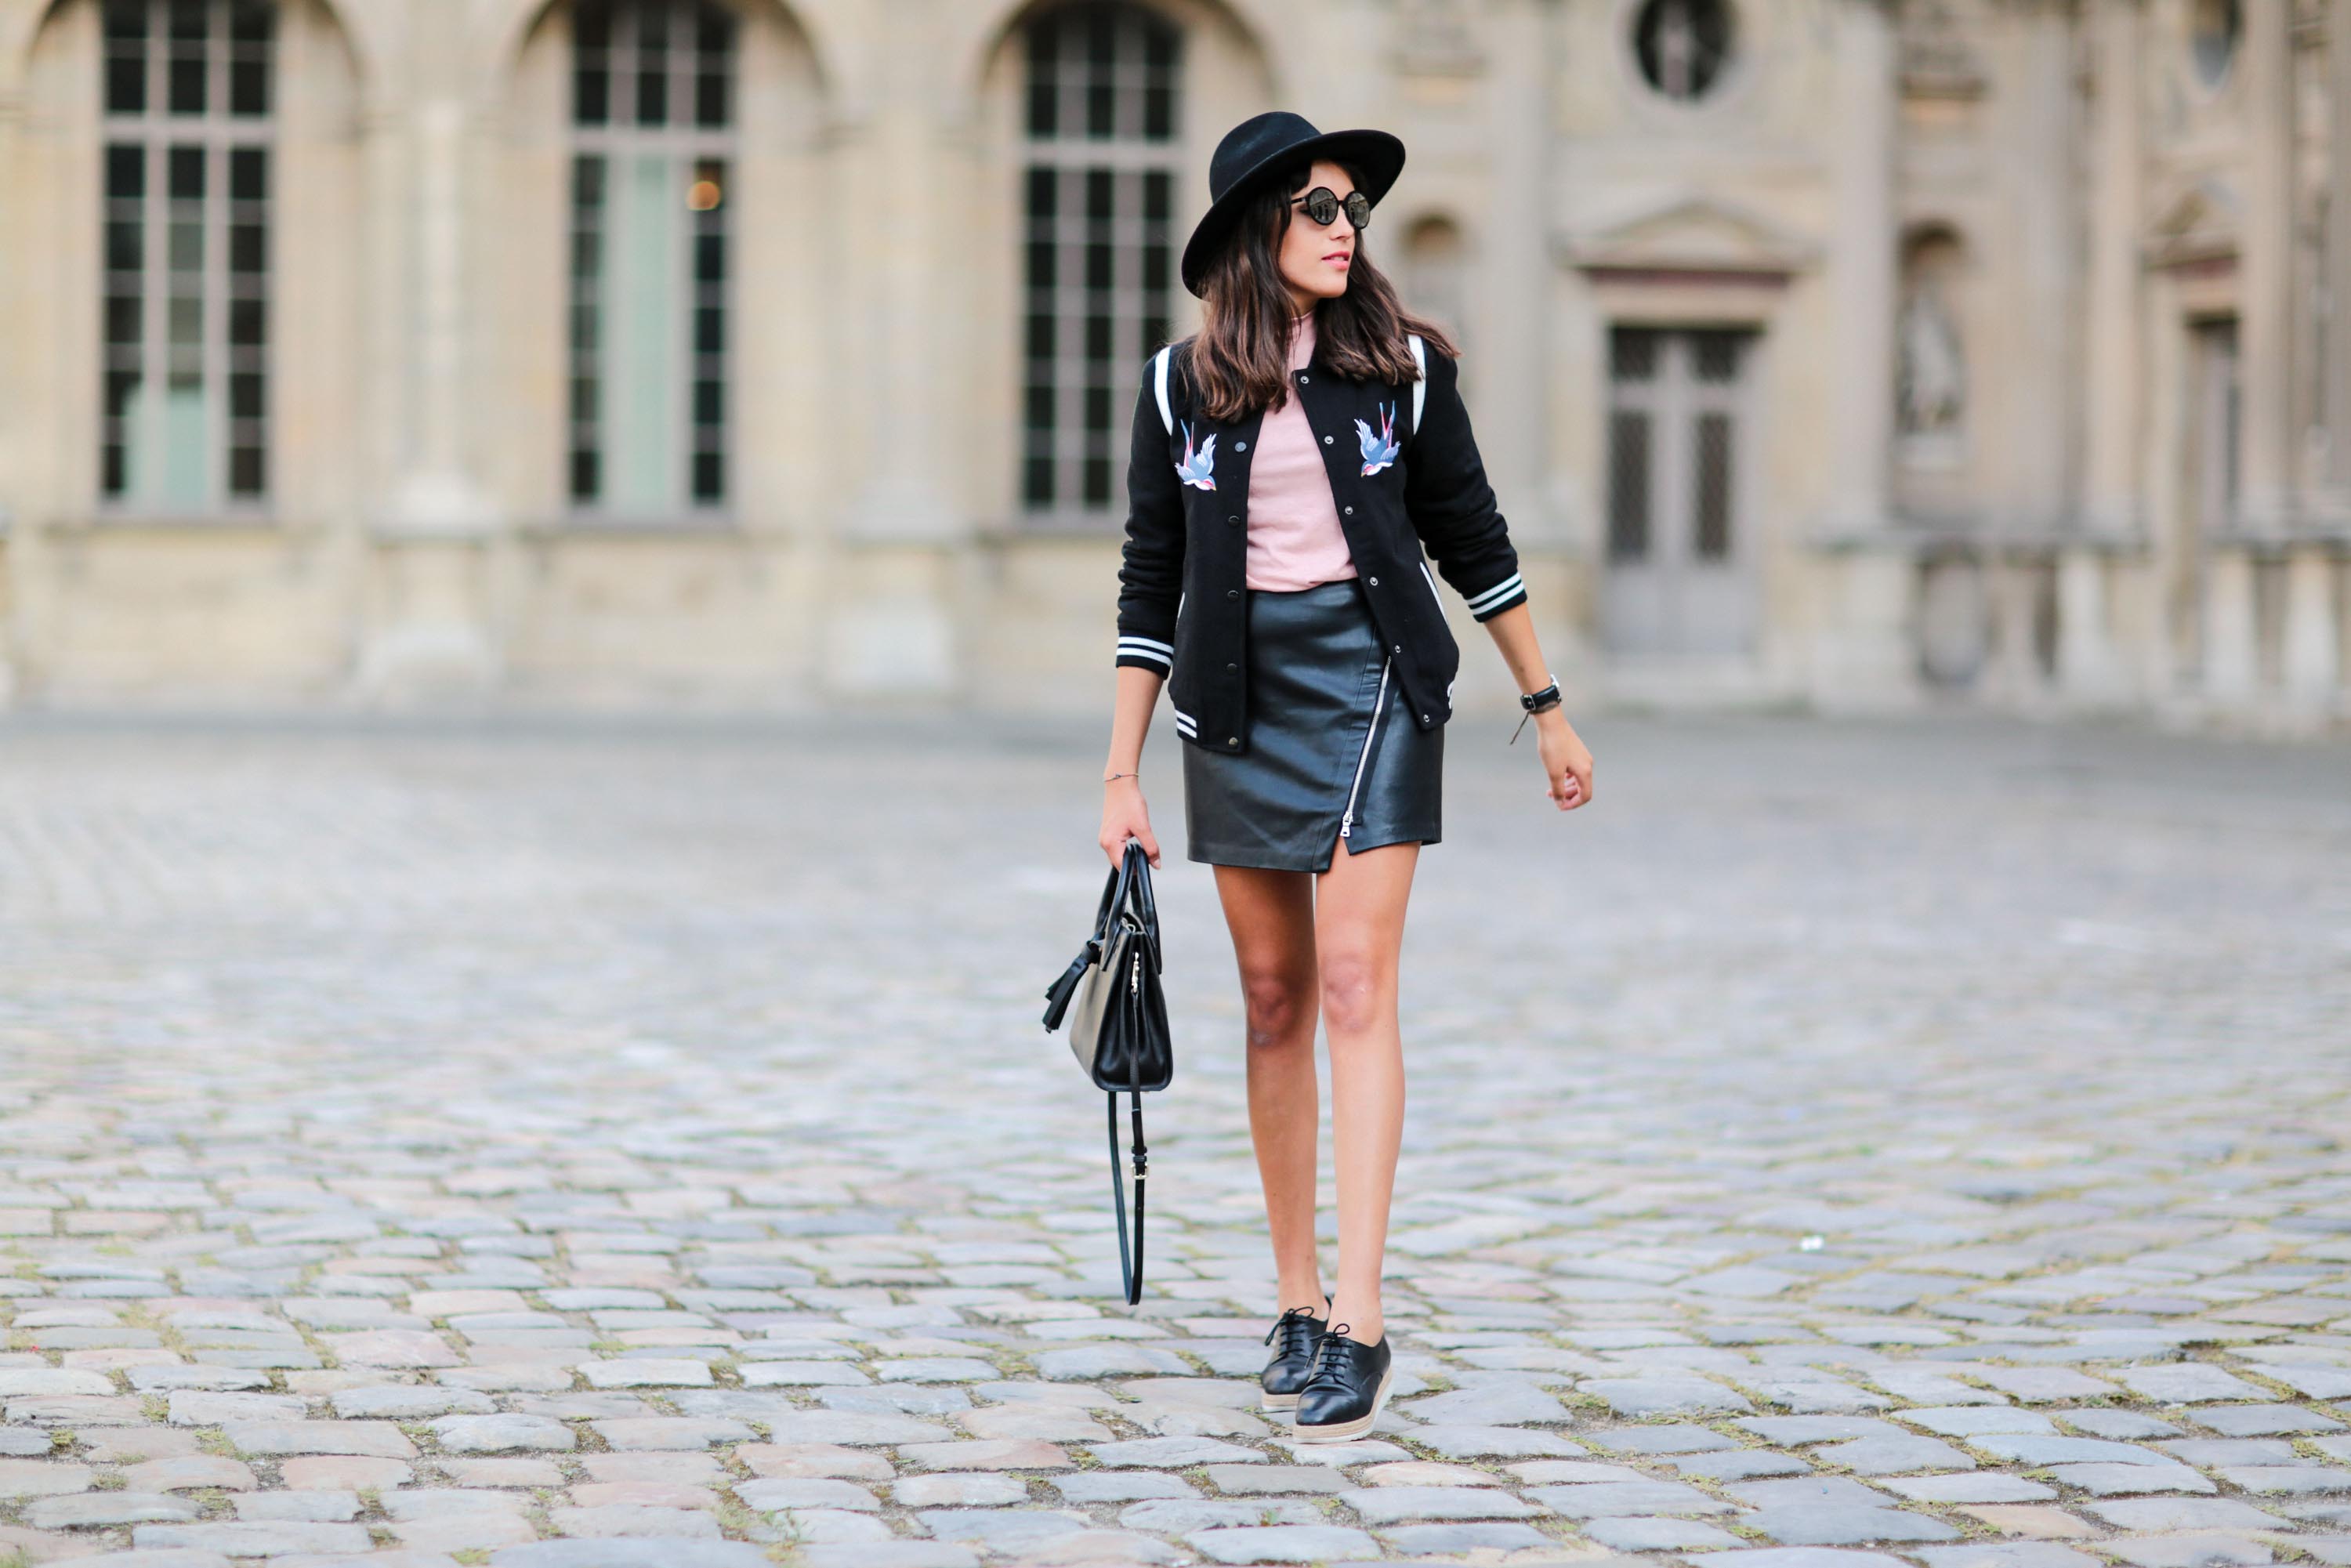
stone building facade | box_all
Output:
[0,0,2345,732]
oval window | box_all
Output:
[1634,0,1734,103]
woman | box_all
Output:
[1097,110,1594,1443]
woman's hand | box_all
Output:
[1100,778,1164,867]
[1535,713,1593,811]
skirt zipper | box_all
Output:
[1339,657,1391,841]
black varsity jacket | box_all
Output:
[1114,331,1528,753]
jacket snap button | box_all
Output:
[1344,505,1353,515]
[1227,737,1238,747]
[1226,513,1240,526]
[1323,435,1334,444]
[1392,643,1401,654]
[1226,588,1239,599]
[1420,712,1429,722]
[1299,372,1310,382]
[1234,440,1247,451]
[1368,576,1378,586]
[1225,661,1237,672]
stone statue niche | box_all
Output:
[1896,230,1968,471]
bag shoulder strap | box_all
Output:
[1153,345,1176,436]
[1407,332,1428,440]
[1109,1084,1147,1305]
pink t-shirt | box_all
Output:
[1244,310,1359,592]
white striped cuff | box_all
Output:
[1463,573,1526,619]
[1116,635,1173,670]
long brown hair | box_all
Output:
[1186,157,1460,423]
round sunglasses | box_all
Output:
[1289,186,1373,232]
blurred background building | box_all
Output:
[0,0,2344,731]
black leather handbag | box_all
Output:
[1041,837,1173,1305]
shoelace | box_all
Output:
[1263,1304,1323,1351]
[1304,1321,1357,1387]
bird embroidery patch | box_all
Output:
[1175,420,1217,491]
[1356,401,1400,476]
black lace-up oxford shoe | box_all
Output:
[1291,1321,1393,1443]
[1259,1302,1329,1411]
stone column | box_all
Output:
[2200,3,2293,710]
[1487,0,1549,541]
[2079,0,2143,535]
[2201,546,2259,702]
[2329,0,2351,495]
[2237,0,2295,531]
[1823,1,1896,538]
[2062,0,2144,706]
[357,0,503,702]
[823,0,962,699]
[2280,545,2342,710]
[2287,0,2351,717]
[2007,5,2077,527]
[1809,0,1915,711]
[0,87,19,704]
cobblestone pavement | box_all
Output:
[0,711,2348,1568]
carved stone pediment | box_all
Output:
[1391,0,1484,77]
[1556,196,1820,279]
[2143,178,2240,269]
[1900,0,1987,100]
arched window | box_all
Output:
[1020,1,1182,523]
[100,0,275,510]
[567,0,736,516]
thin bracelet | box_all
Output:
[1104,771,1138,783]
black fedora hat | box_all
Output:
[1179,110,1406,298]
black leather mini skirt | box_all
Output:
[1181,577,1443,873]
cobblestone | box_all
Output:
[0,712,2346,1563]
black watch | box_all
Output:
[1520,676,1561,712]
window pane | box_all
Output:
[635,0,667,125]
[608,153,679,509]
[106,141,145,199]
[573,0,610,125]
[694,0,730,126]
[1694,411,1731,559]
[690,155,726,505]
[1692,328,1741,383]
[104,0,147,113]
[1610,327,1658,382]
[1027,21,1057,140]
[167,142,203,200]
[568,152,607,500]
[227,0,269,115]
[1608,410,1650,561]
[166,0,205,114]
[228,143,265,200]
[694,65,727,128]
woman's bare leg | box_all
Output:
[1311,834,1418,1345]
[1212,864,1330,1317]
